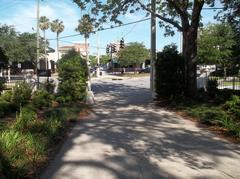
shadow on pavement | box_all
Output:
[41,79,240,179]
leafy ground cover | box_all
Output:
[0,50,88,178]
[156,89,240,138]
[0,99,87,179]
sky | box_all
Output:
[0,0,222,55]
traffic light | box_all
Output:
[120,38,124,48]
[106,45,110,54]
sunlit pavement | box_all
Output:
[41,76,240,179]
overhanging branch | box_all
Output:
[136,0,183,31]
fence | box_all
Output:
[209,76,240,90]
[3,75,37,90]
[4,75,25,89]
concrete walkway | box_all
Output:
[42,76,240,179]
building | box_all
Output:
[59,42,89,57]
[46,42,89,71]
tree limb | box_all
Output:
[167,0,190,29]
[191,0,204,28]
[136,0,183,31]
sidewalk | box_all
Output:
[41,77,240,179]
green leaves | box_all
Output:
[58,50,88,102]
[76,14,94,39]
[197,23,236,65]
[117,42,149,66]
[51,19,64,35]
[0,24,46,64]
[39,16,50,31]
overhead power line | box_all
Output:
[48,18,151,41]
[47,5,223,41]
[202,7,223,10]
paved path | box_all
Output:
[42,76,240,179]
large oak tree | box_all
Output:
[73,0,216,96]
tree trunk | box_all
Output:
[223,66,227,80]
[182,28,198,97]
[44,30,48,70]
[57,33,59,61]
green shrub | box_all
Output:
[224,95,240,120]
[32,90,54,108]
[43,79,55,94]
[11,82,32,107]
[0,77,6,93]
[220,117,240,137]
[207,79,218,98]
[0,91,12,102]
[155,44,185,98]
[55,96,71,104]
[13,106,37,131]
[0,129,45,177]
[58,50,87,102]
[186,106,227,125]
[0,101,16,118]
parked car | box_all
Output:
[139,67,150,73]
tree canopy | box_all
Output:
[217,0,240,60]
[75,14,94,39]
[73,0,217,96]
[100,55,110,65]
[197,23,236,66]
[73,0,215,35]
[51,19,64,36]
[0,24,45,66]
[117,42,149,67]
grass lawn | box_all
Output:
[223,81,240,86]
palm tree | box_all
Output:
[50,19,64,61]
[75,14,93,59]
[75,14,93,91]
[39,16,50,69]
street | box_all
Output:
[42,76,240,179]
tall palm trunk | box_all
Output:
[85,37,90,75]
[44,30,47,69]
[43,30,48,69]
[57,32,59,61]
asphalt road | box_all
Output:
[41,76,240,179]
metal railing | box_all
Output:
[209,76,240,91]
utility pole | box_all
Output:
[36,0,40,88]
[150,0,156,97]
[96,33,100,77]
[85,37,91,91]
[85,37,95,104]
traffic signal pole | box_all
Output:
[110,45,114,74]
[150,0,156,97]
